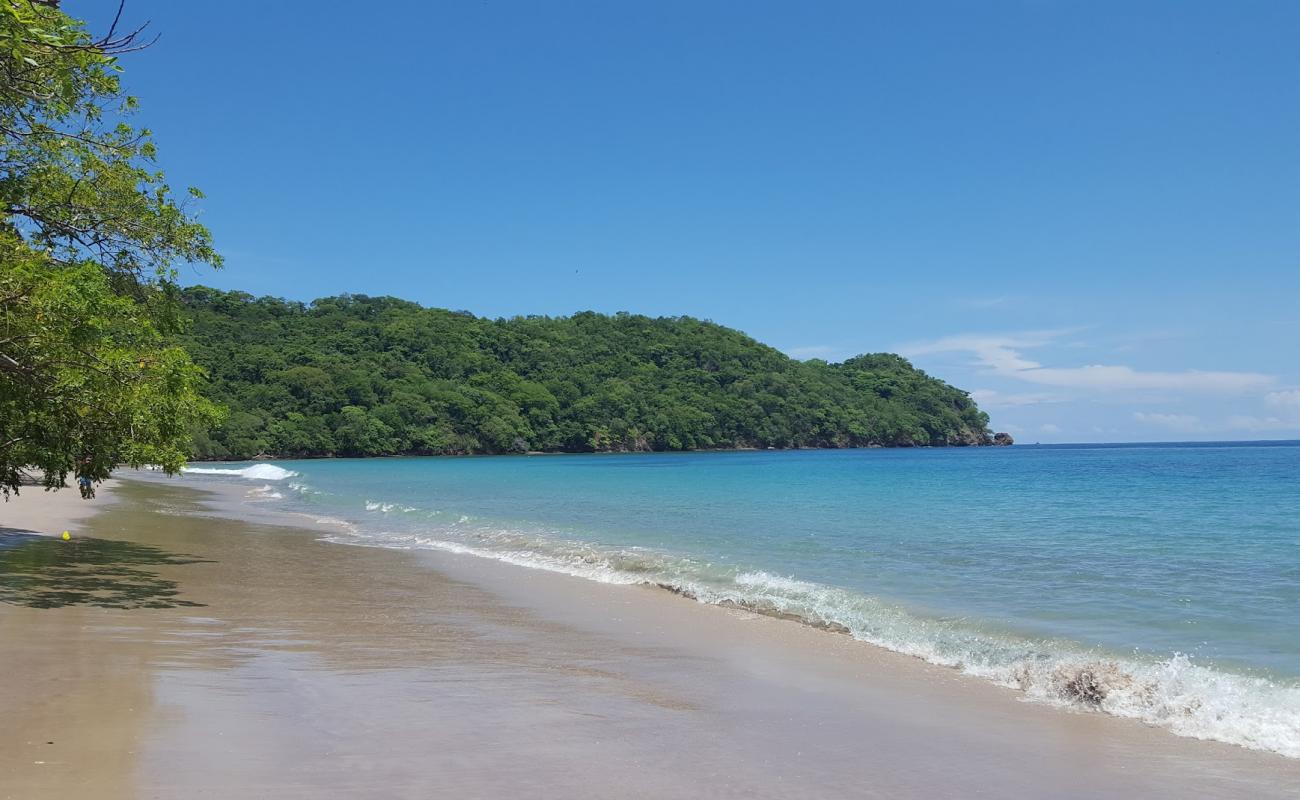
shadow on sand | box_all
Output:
[0,529,212,609]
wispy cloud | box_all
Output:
[1019,366,1271,392]
[1226,415,1300,433]
[1133,411,1203,433]
[1229,391,1300,432]
[902,331,1063,372]
[968,389,1061,408]
[901,331,1273,394]
[1265,390,1300,410]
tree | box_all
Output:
[178,288,999,458]
[333,406,392,456]
[1,2,221,496]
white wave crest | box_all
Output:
[699,569,1300,757]
[364,500,422,514]
[184,464,298,481]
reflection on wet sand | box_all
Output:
[4,482,720,798]
[3,479,1300,799]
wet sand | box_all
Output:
[2,478,1298,798]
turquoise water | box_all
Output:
[186,443,1300,756]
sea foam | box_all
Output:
[319,520,1300,759]
[205,457,1300,760]
[184,464,298,481]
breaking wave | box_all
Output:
[174,466,1300,760]
[184,464,298,481]
[320,520,1300,759]
[364,500,420,514]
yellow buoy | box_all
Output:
[61,531,71,541]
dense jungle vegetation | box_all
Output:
[180,287,999,459]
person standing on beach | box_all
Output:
[76,455,95,500]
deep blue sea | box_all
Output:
[185,442,1300,757]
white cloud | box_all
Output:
[1133,412,1203,433]
[968,389,1061,408]
[1018,365,1271,392]
[1040,423,1061,434]
[1227,415,1300,433]
[900,331,1273,394]
[1232,393,1300,433]
[1265,390,1300,410]
[902,331,1060,373]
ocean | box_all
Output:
[183,442,1300,757]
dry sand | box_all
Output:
[0,478,117,535]
[2,477,1298,799]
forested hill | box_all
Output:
[179,287,1002,459]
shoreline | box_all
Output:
[3,476,1299,797]
[68,469,1300,758]
[173,461,1300,760]
[181,437,1300,464]
[183,441,1000,465]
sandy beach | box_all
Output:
[2,477,1298,799]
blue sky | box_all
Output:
[82,1,1299,442]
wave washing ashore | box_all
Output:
[181,443,1300,758]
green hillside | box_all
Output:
[180,287,1000,459]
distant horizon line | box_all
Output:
[1014,439,1300,447]
[182,439,1300,464]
